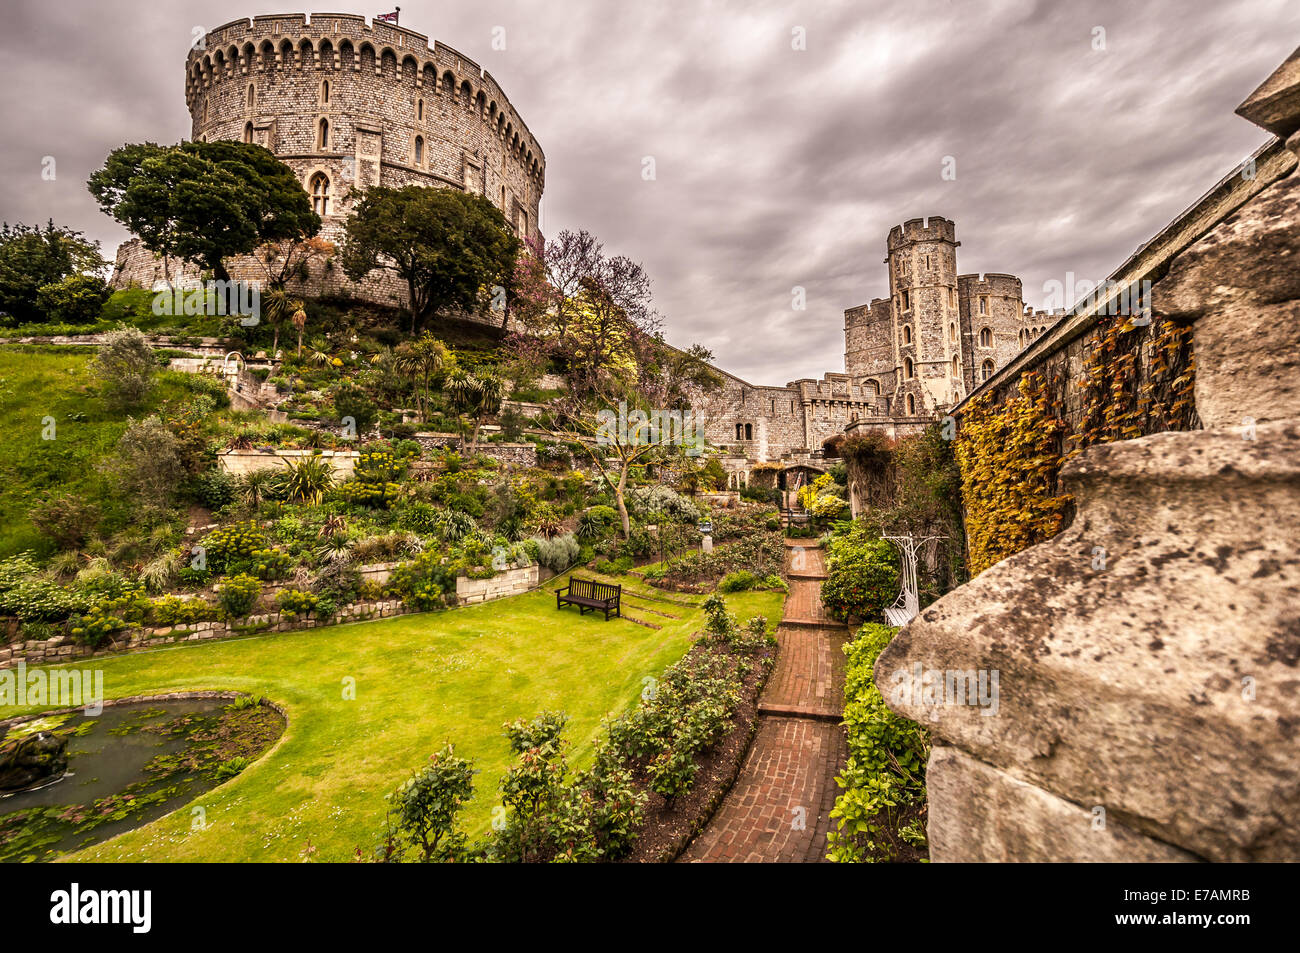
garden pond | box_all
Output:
[0,696,284,862]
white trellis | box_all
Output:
[882,535,945,627]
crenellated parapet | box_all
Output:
[182,12,543,245]
[887,216,958,250]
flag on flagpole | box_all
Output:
[376,9,399,24]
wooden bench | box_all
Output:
[556,577,622,621]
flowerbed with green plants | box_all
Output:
[827,623,929,862]
[367,593,778,863]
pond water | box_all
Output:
[0,696,284,862]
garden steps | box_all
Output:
[620,599,680,620]
[756,702,842,723]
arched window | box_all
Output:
[981,359,995,382]
[320,79,330,104]
[745,423,753,441]
[417,98,424,121]
[735,424,743,440]
[310,173,330,216]
[318,118,329,150]
[866,379,880,396]
[979,296,988,314]
[902,324,912,344]
[951,354,960,377]
[414,136,424,166]
[904,356,914,379]
[247,84,256,109]
[979,327,993,347]
[948,322,957,343]
[906,394,915,415]
[243,122,253,143]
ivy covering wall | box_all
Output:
[956,315,1197,576]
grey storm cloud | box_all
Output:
[0,0,1295,382]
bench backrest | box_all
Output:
[568,577,620,601]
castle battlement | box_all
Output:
[958,273,1023,298]
[888,216,957,249]
[186,13,543,188]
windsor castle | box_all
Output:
[111,12,1059,477]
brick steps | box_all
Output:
[757,702,842,723]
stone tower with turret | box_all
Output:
[844,217,1042,419]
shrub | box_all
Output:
[36,273,110,324]
[99,287,155,325]
[576,505,617,541]
[827,624,929,862]
[149,594,215,626]
[27,494,99,550]
[249,547,292,580]
[201,521,268,573]
[531,533,579,573]
[718,569,757,593]
[380,744,476,863]
[92,327,156,409]
[332,382,378,435]
[389,550,456,611]
[275,587,319,616]
[628,485,699,523]
[217,573,262,619]
[820,523,900,623]
[191,469,240,511]
[112,416,184,509]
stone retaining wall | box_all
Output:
[0,599,410,670]
[217,447,359,477]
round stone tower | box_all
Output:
[184,13,544,245]
[885,217,963,415]
[112,12,546,308]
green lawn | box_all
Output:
[0,345,204,558]
[12,578,782,862]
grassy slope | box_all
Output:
[0,345,198,558]
[11,578,781,862]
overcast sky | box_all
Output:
[1,0,1295,383]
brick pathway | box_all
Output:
[679,541,850,863]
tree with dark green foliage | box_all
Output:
[87,141,319,283]
[35,273,111,324]
[0,221,105,325]
[340,185,520,334]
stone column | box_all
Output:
[876,48,1300,862]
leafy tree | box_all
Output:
[393,332,450,422]
[36,273,111,324]
[445,369,505,450]
[510,230,601,344]
[263,287,305,356]
[509,229,660,396]
[340,185,519,334]
[0,221,105,325]
[92,327,156,409]
[87,140,320,283]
